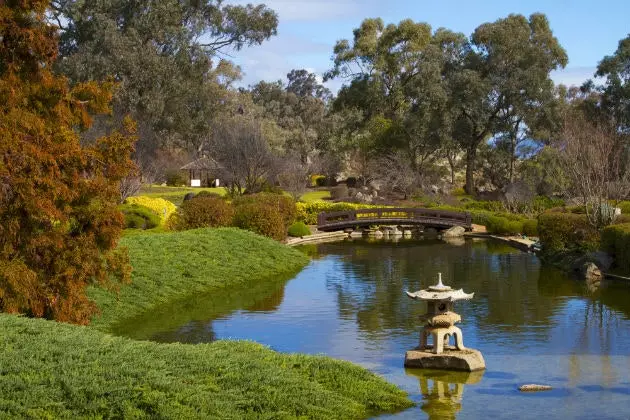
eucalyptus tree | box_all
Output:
[595,34,630,134]
[326,18,449,172]
[49,0,278,160]
[450,13,567,194]
[250,70,329,162]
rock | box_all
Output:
[404,348,485,371]
[443,226,465,238]
[582,262,602,284]
[183,192,196,201]
[403,230,413,237]
[518,384,552,392]
[349,230,364,238]
[430,185,440,194]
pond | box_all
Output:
[117,238,630,419]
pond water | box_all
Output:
[119,238,630,419]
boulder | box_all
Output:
[443,226,465,238]
[582,263,602,284]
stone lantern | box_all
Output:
[404,273,485,371]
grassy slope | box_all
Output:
[89,228,309,331]
[300,190,331,202]
[0,315,412,419]
[0,228,413,418]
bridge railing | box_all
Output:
[317,207,472,228]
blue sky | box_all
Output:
[231,0,630,92]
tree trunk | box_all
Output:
[465,147,476,195]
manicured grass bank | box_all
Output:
[1,228,414,418]
[0,315,413,419]
[88,228,309,331]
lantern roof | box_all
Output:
[406,273,474,302]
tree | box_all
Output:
[554,111,630,228]
[0,0,135,323]
[50,0,278,161]
[450,13,567,194]
[250,70,329,162]
[595,34,630,134]
[277,153,309,200]
[326,19,448,171]
[209,117,277,195]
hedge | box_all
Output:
[538,212,600,252]
[174,196,234,230]
[601,223,630,274]
[288,221,311,237]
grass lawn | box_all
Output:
[300,189,331,202]
[138,185,227,205]
[0,228,414,418]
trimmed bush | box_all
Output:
[175,196,235,230]
[522,219,538,237]
[233,193,297,227]
[601,223,630,274]
[125,196,177,224]
[233,203,286,241]
[538,212,600,252]
[119,204,161,230]
[288,221,311,237]
[485,215,523,235]
[311,175,327,187]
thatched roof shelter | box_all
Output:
[180,157,224,187]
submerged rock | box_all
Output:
[443,226,465,238]
[518,384,552,392]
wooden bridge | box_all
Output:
[317,208,472,232]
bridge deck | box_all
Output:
[317,207,472,232]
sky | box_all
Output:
[230,0,630,92]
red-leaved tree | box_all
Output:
[0,0,136,324]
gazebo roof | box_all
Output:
[180,157,223,171]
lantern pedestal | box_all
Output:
[404,348,485,372]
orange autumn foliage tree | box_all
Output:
[0,0,136,324]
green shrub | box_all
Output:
[176,196,235,230]
[522,219,538,237]
[288,221,311,237]
[311,175,327,187]
[233,193,297,227]
[601,223,630,274]
[233,203,286,241]
[119,204,161,230]
[538,212,600,252]
[165,170,187,187]
[532,196,565,212]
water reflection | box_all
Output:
[405,369,484,420]
[113,237,630,418]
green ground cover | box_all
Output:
[0,315,412,419]
[0,228,413,418]
[88,228,309,331]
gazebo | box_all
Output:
[179,157,223,187]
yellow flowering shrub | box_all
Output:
[125,196,177,224]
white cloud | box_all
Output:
[551,66,598,87]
